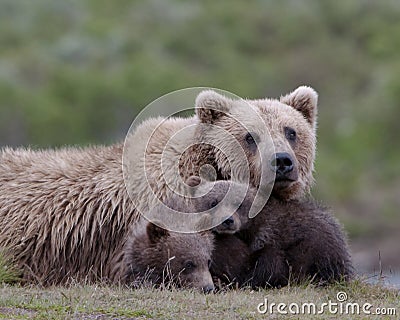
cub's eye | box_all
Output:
[184,261,196,270]
[245,132,256,145]
[210,199,219,208]
[208,259,212,269]
[285,127,297,142]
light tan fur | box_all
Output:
[0,144,133,283]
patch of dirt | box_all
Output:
[0,307,36,318]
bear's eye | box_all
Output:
[210,199,219,208]
[245,132,256,145]
[285,127,297,142]
[184,261,196,270]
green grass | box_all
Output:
[0,255,398,319]
[0,280,398,319]
[0,251,20,285]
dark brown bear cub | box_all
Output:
[240,198,354,287]
[211,193,354,288]
[121,219,215,293]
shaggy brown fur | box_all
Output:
[249,198,354,287]
[0,145,133,284]
[210,234,252,287]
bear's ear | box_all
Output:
[195,90,231,124]
[146,221,169,243]
[280,86,318,128]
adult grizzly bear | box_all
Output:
[0,86,317,283]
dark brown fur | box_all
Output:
[212,196,354,288]
[210,234,252,287]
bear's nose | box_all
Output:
[222,216,234,226]
[270,152,294,175]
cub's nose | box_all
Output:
[222,216,235,227]
[270,152,294,175]
[202,284,215,294]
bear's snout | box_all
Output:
[269,152,299,195]
[222,216,235,227]
[270,152,299,181]
[212,214,240,234]
[270,152,294,175]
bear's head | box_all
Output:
[195,86,318,200]
[185,176,252,234]
[124,219,215,293]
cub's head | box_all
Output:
[186,176,252,233]
[124,219,215,293]
[195,86,318,200]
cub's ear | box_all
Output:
[185,167,216,196]
[280,86,318,128]
[186,175,202,187]
[195,90,231,124]
[146,221,169,243]
[185,175,202,197]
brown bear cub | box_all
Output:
[118,177,250,292]
[210,189,354,288]
[121,219,215,293]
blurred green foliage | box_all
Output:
[0,0,399,237]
